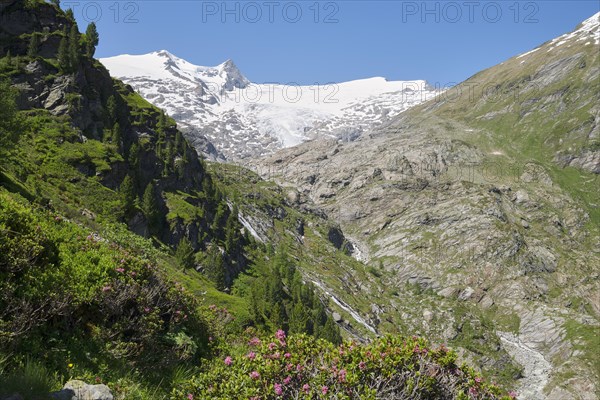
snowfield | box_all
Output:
[101,50,440,159]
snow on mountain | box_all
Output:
[101,50,439,160]
[516,11,599,61]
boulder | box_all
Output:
[50,380,113,400]
[458,286,475,301]
[332,312,342,322]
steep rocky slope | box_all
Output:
[253,12,600,399]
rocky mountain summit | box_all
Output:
[100,51,439,160]
[252,12,600,399]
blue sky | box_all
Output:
[68,1,599,85]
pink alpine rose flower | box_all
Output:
[274,383,283,396]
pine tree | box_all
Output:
[65,8,74,21]
[13,55,21,71]
[211,203,226,237]
[85,22,99,57]
[285,263,296,288]
[266,268,284,306]
[163,141,174,175]
[289,302,309,334]
[142,183,160,233]
[224,205,239,253]
[111,122,122,151]
[106,95,117,124]
[176,237,195,271]
[320,317,342,344]
[157,111,167,133]
[0,78,20,154]
[128,143,140,172]
[206,245,226,290]
[68,24,79,71]
[27,33,40,58]
[119,174,136,218]
[271,302,288,331]
[175,130,183,153]
[57,27,69,72]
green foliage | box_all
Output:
[128,142,140,172]
[106,95,118,124]
[142,183,160,233]
[111,122,122,151]
[243,244,341,342]
[0,191,209,394]
[27,32,41,58]
[224,204,240,253]
[176,237,195,271]
[119,174,136,218]
[57,27,69,72]
[65,8,74,21]
[204,244,226,291]
[0,357,59,398]
[0,78,21,156]
[68,24,80,71]
[172,333,515,399]
[85,22,99,57]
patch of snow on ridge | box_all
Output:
[549,12,600,48]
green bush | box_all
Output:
[0,357,60,398]
[172,331,516,399]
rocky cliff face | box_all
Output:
[253,13,600,400]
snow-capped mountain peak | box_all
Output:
[100,51,438,160]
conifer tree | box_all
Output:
[175,130,183,153]
[106,95,117,124]
[119,174,136,218]
[289,302,309,334]
[68,24,79,71]
[320,317,342,344]
[224,205,239,253]
[266,267,284,306]
[176,237,195,271]
[111,122,122,150]
[157,111,167,133]
[142,183,160,233]
[128,142,140,174]
[27,33,40,58]
[85,22,99,57]
[57,27,69,72]
[206,245,226,290]
[0,78,19,154]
